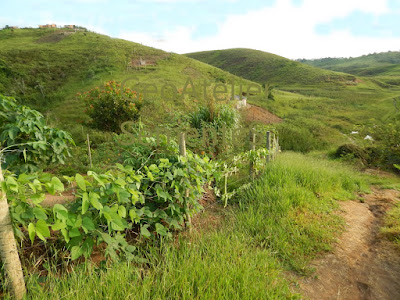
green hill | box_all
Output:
[298,51,400,86]
[185,48,358,87]
[0,27,257,137]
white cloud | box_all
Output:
[118,0,398,59]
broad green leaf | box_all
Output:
[51,177,64,192]
[115,178,126,186]
[169,219,182,230]
[156,188,169,200]
[52,221,66,231]
[82,217,95,232]
[33,207,48,220]
[30,193,45,205]
[129,209,140,223]
[140,225,151,238]
[28,223,36,244]
[35,219,50,241]
[68,227,81,238]
[81,192,89,214]
[6,176,18,193]
[70,246,83,260]
[89,192,102,210]
[118,206,126,218]
[130,190,139,204]
[75,174,86,191]
[111,218,126,231]
[155,223,168,236]
[147,171,154,181]
[61,228,70,243]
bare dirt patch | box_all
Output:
[297,188,400,300]
[241,104,282,124]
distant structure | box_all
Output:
[39,24,57,28]
[2,25,19,30]
[64,25,75,29]
[233,95,247,109]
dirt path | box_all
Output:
[298,188,400,300]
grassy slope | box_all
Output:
[186,48,358,87]
[0,28,257,141]
[299,51,400,86]
[187,48,400,152]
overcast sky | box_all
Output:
[1,0,399,59]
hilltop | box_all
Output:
[185,48,358,87]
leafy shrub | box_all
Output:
[188,102,241,157]
[78,81,143,132]
[0,94,74,173]
[4,135,215,261]
[341,121,400,169]
[189,103,240,131]
[335,144,370,164]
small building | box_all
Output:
[64,25,75,29]
[39,24,57,28]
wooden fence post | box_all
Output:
[87,133,93,168]
[266,131,271,162]
[0,163,26,299]
[249,129,256,180]
[179,133,191,232]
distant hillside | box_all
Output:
[298,51,400,84]
[0,27,257,134]
[186,48,357,87]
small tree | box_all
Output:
[79,80,142,132]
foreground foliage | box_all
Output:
[4,138,215,261]
[0,94,74,173]
[3,152,368,299]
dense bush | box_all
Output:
[188,102,241,157]
[335,144,370,164]
[4,131,216,261]
[337,121,400,169]
[78,81,142,133]
[0,94,74,173]
[189,102,240,131]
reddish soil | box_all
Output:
[297,188,400,300]
[241,104,282,124]
[41,188,75,207]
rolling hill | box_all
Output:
[0,27,258,138]
[185,48,358,87]
[298,51,400,86]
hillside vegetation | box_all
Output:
[186,48,358,87]
[187,48,400,155]
[299,51,400,86]
[0,28,257,139]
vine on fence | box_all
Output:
[4,150,215,261]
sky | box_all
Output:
[1,0,400,59]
